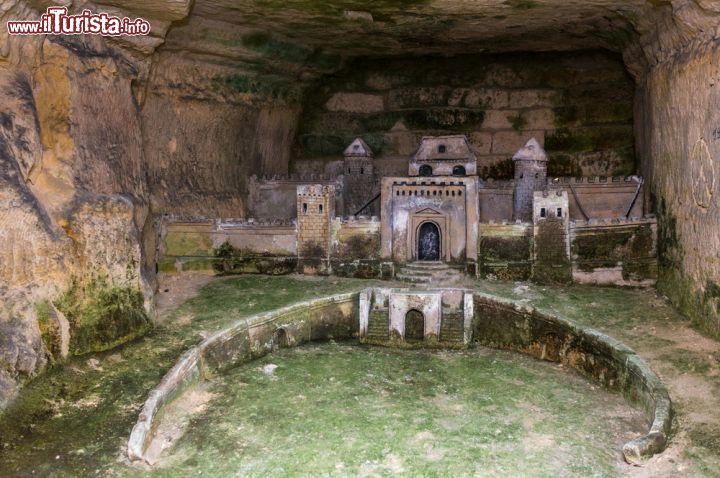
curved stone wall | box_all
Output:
[127,289,671,465]
[127,292,358,461]
[471,292,673,464]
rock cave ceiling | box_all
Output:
[80,0,719,94]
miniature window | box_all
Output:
[452,165,466,176]
[360,167,364,175]
[557,207,562,217]
[319,204,323,213]
[451,190,455,197]
[540,208,546,218]
[535,173,539,178]
[419,165,433,176]
[396,191,400,196]
[303,203,308,214]
[458,190,462,196]
[438,144,446,153]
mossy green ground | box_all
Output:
[149,344,642,477]
[0,275,718,476]
[0,276,387,477]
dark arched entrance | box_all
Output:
[273,328,289,349]
[452,165,466,176]
[404,309,424,341]
[418,222,440,261]
[419,164,433,177]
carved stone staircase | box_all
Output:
[439,312,465,342]
[366,311,389,341]
[395,261,464,285]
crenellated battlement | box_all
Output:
[480,178,515,189]
[160,215,296,228]
[334,215,380,223]
[570,215,656,227]
[484,219,529,226]
[251,173,338,182]
[550,175,642,185]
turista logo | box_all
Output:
[7,6,150,36]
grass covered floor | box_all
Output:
[0,275,388,477]
[150,343,643,477]
[0,274,718,477]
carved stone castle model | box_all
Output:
[161,135,657,287]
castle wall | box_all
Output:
[478,222,533,280]
[329,217,390,279]
[570,218,657,286]
[247,175,343,220]
[478,182,514,222]
[159,218,297,273]
[293,51,635,179]
[549,177,645,219]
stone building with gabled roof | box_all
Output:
[409,135,478,177]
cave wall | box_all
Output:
[293,51,636,179]
[635,43,720,338]
[0,31,155,405]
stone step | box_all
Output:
[395,273,434,283]
[402,262,453,271]
[440,333,465,342]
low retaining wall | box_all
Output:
[127,293,358,462]
[127,290,671,466]
[472,292,672,465]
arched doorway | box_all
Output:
[273,328,289,349]
[419,164,433,177]
[452,165,466,176]
[418,222,440,261]
[404,309,424,341]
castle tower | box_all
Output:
[532,190,572,284]
[342,138,376,215]
[512,138,548,222]
[297,184,335,275]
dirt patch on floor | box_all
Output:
[154,272,217,320]
[144,382,217,467]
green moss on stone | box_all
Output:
[508,113,528,131]
[480,236,531,262]
[532,218,572,285]
[55,276,151,356]
[480,158,514,180]
[241,31,312,65]
[402,108,485,131]
[164,231,214,257]
[547,153,582,177]
[215,74,303,102]
[213,241,296,275]
[35,300,58,360]
[503,0,539,9]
